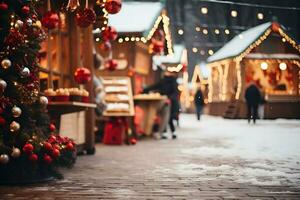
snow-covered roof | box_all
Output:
[153,45,184,65]
[207,22,272,63]
[108,2,163,35]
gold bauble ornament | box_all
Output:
[11,148,21,158]
[0,154,9,164]
[10,121,20,132]
[0,79,7,92]
[1,59,11,69]
[12,106,22,118]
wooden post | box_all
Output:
[81,26,96,154]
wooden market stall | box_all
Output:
[207,22,300,119]
[94,2,173,94]
[38,7,97,153]
[93,2,175,137]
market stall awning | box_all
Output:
[207,22,272,63]
[108,2,163,36]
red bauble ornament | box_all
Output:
[75,8,96,28]
[99,41,112,51]
[130,138,137,145]
[271,22,280,33]
[102,26,118,41]
[48,135,57,142]
[41,11,59,30]
[0,2,8,11]
[66,142,74,151]
[49,124,56,132]
[52,148,60,158]
[105,59,118,71]
[0,116,5,126]
[21,6,30,15]
[23,143,34,155]
[43,142,53,151]
[29,154,38,162]
[105,0,122,14]
[152,41,164,54]
[74,67,91,84]
[43,154,52,164]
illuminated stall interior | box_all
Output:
[207,22,300,119]
[94,2,173,94]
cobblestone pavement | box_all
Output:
[1,114,300,199]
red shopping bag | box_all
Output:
[103,118,125,145]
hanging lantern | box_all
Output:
[41,11,59,30]
[105,59,118,71]
[75,8,96,28]
[74,67,92,84]
[66,0,80,11]
[102,26,118,41]
[105,0,122,14]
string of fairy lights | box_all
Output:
[94,11,174,55]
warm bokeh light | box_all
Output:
[260,62,268,70]
[231,10,238,17]
[201,7,208,14]
[279,62,287,70]
[257,13,264,20]
[178,29,184,35]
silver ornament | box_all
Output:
[20,67,30,77]
[15,20,24,29]
[0,79,7,91]
[39,96,48,105]
[12,106,22,118]
[10,121,20,132]
[1,59,11,69]
[27,18,33,26]
[11,148,21,158]
[0,154,9,164]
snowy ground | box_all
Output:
[1,114,300,199]
[177,114,300,186]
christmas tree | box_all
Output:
[0,0,76,182]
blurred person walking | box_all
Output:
[245,83,261,124]
[194,86,204,120]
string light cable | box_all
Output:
[195,0,300,11]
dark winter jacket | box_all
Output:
[245,84,261,105]
[143,75,179,118]
[194,89,204,106]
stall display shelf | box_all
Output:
[102,76,135,117]
[134,93,167,101]
[48,101,97,115]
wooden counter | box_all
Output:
[134,94,167,136]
